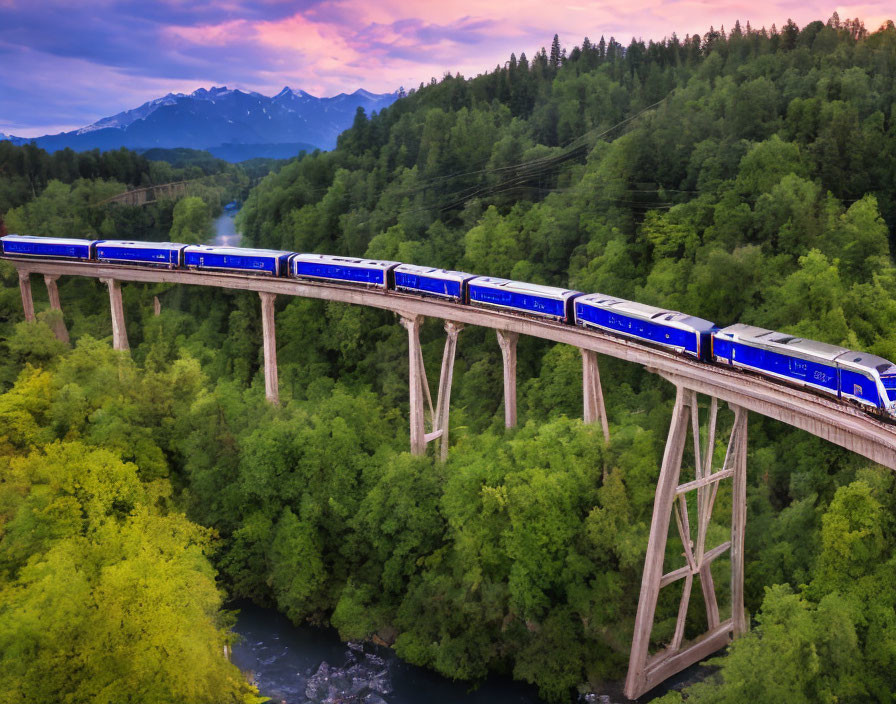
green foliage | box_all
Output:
[170,195,214,243]
[4,178,126,237]
[0,437,265,703]
[682,484,896,703]
[1,141,252,242]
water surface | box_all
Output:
[230,602,588,704]
[214,211,240,247]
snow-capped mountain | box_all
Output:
[76,93,186,134]
[9,86,400,161]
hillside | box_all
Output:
[234,17,896,700]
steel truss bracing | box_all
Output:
[625,386,748,699]
[401,315,463,459]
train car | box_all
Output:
[713,324,896,414]
[575,294,716,360]
[183,245,293,276]
[392,264,476,302]
[291,253,400,289]
[833,351,896,414]
[712,324,847,398]
[1,234,94,260]
[94,240,188,268]
[467,277,581,322]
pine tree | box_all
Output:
[782,18,799,49]
[549,34,562,69]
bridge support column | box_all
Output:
[625,387,748,700]
[43,275,69,343]
[259,292,279,406]
[153,296,161,316]
[401,316,463,459]
[401,315,426,455]
[100,278,129,351]
[17,271,35,322]
[435,321,463,462]
[496,330,518,428]
[581,348,610,443]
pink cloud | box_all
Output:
[166,19,251,46]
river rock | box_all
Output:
[302,644,392,704]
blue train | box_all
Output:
[713,324,896,413]
[3,233,895,418]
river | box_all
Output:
[214,210,241,247]
[229,601,604,704]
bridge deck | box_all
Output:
[10,257,896,471]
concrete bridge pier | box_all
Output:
[100,278,129,351]
[496,330,519,428]
[17,271,35,322]
[625,387,748,700]
[401,315,463,458]
[401,315,427,455]
[259,292,279,405]
[43,275,69,343]
[435,321,463,462]
[581,348,610,443]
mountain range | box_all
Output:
[0,86,399,161]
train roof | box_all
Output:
[837,350,896,376]
[95,240,187,249]
[2,234,94,246]
[394,263,475,280]
[469,276,581,299]
[577,293,716,332]
[291,252,400,269]
[184,244,293,257]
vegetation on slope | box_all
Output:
[0,141,251,242]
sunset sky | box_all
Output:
[1,0,892,137]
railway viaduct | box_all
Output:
[95,180,195,207]
[9,258,896,700]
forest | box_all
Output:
[2,13,896,703]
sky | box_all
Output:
[0,0,893,137]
